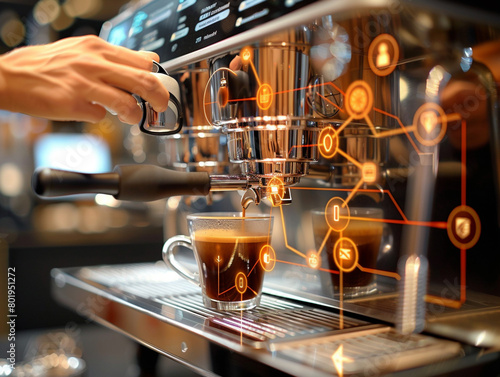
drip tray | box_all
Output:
[52,263,464,376]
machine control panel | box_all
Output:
[101,0,315,62]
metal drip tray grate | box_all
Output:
[156,293,373,343]
[274,328,462,375]
[76,263,375,345]
[52,263,464,376]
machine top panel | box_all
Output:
[100,0,320,69]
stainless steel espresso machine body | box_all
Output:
[34,0,500,375]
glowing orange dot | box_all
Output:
[345,81,373,120]
[241,48,252,61]
[260,245,276,272]
[306,250,321,269]
[318,126,338,159]
[413,103,447,146]
[256,83,273,110]
[362,162,378,183]
[324,134,333,152]
[266,177,285,206]
[235,272,248,294]
[368,34,399,77]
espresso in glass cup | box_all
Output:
[312,207,385,298]
[163,212,273,310]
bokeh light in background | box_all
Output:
[0,10,25,47]
[0,0,129,50]
[33,0,61,25]
[63,0,102,19]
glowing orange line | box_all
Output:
[425,295,463,309]
[461,120,467,206]
[350,216,447,229]
[364,116,378,135]
[274,87,308,95]
[316,92,345,113]
[356,265,401,280]
[281,80,346,96]
[267,204,273,241]
[318,267,340,274]
[326,81,346,96]
[219,285,235,296]
[385,190,408,222]
[445,113,462,123]
[227,97,256,103]
[290,187,359,192]
[374,108,422,154]
[343,178,365,206]
[335,115,354,135]
[279,205,307,258]
[461,248,467,303]
[248,258,260,277]
[317,228,332,257]
[374,125,416,138]
[275,259,310,268]
[248,60,261,86]
[247,286,258,296]
[289,187,409,223]
[336,149,363,169]
[340,270,343,330]
[288,143,319,156]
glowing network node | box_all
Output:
[361,162,378,183]
[260,244,276,272]
[256,83,273,110]
[413,103,447,146]
[318,126,339,159]
[266,177,285,206]
[368,33,399,77]
[306,250,321,269]
[333,237,358,273]
[235,272,248,294]
[447,205,481,249]
[345,80,373,119]
[241,47,252,61]
[325,197,350,232]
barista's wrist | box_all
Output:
[0,60,8,110]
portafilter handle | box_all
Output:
[32,165,211,201]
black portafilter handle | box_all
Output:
[32,165,211,201]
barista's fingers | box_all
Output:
[100,66,170,113]
[103,45,160,71]
[72,102,107,124]
[87,85,143,125]
[230,55,242,71]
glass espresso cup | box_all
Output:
[312,207,386,298]
[163,212,273,310]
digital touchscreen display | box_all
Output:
[105,0,315,62]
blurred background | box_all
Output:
[0,1,195,375]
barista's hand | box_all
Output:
[0,35,170,124]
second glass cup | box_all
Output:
[312,207,387,298]
[163,212,273,310]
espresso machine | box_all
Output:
[32,0,500,375]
